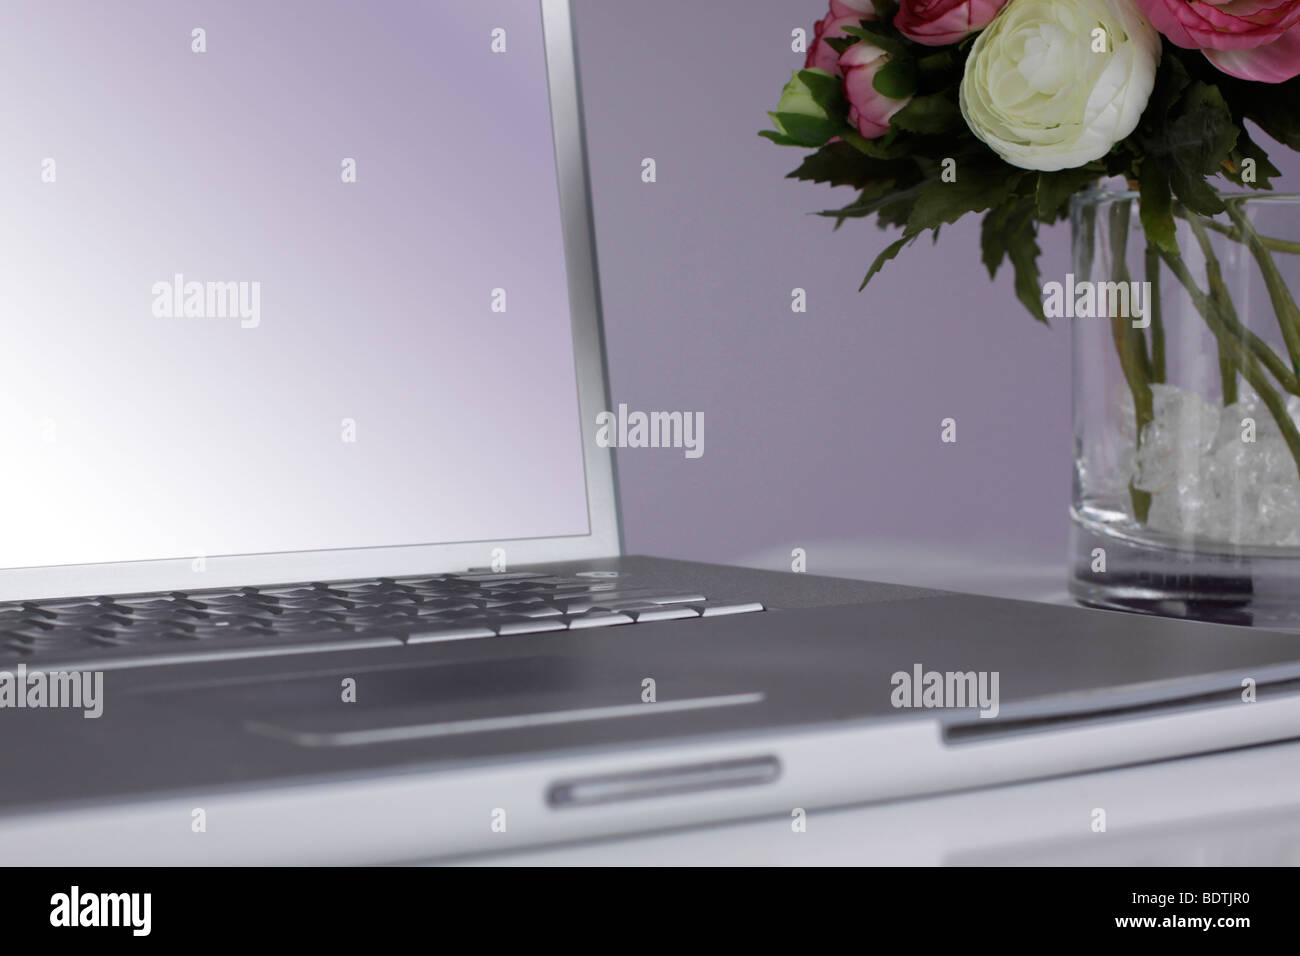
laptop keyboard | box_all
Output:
[0,572,765,668]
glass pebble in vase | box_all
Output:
[1070,191,1300,628]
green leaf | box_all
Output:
[1154,80,1237,215]
[915,50,957,88]
[816,180,922,229]
[768,110,840,147]
[839,127,912,159]
[1169,82,1239,175]
[843,24,909,58]
[815,197,878,228]
[874,186,922,230]
[1138,161,1177,255]
[1237,76,1300,151]
[1170,164,1225,216]
[1036,166,1103,220]
[1132,66,1239,222]
[904,157,1025,236]
[981,201,1023,279]
[872,57,918,99]
[796,68,848,116]
[757,129,807,147]
[1141,54,1190,134]
[825,35,859,56]
[869,0,899,20]
[833,181,898,229]
[890,93,961,133]
[767,69,849,146]
[786,140,908,188]
[859,235,913,290]
[1007,221,1046,323]
[979,199,1045,320]
[1226,129,1281,190]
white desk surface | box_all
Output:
[454,540,1300,866]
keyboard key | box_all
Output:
[108,622,197,641]
[39,601,108,613]
[478,580,561,592]
[541,581,621,593]
[93,631,190,646]
[343,607,417,622]
[51,612,133,629]
[405,625,495,645]
[553,591,706,614]
[129,607,208,622]
[618,604,701,622]
[9,627,105,645]
[563,612,634,629]
[503,577,605,591]
[264,621,354,635]
[111,597,201,610]
[256,586,331,598]
[688,601,766,617]
[267,610,346,624]
[487,602,561,617]
[273,597,353,610]
[184,625,276,642]
[455,572,545,583]
[493,618,567,636]
[193,594,279,610]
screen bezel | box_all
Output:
[0,0,621,601]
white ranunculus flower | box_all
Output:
[959,0,1160,172]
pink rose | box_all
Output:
[805,0,879,76]
[895,0,1009,46]
[831,0,880,17]
[1205,22,1300,81]
[1134,0,1300,82]
[1136,0,1300,50]
[842,40,912,138]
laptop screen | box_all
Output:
[0,0,592,571]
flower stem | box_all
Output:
[1185,214,1300,395]
[1144,244,1167,383]
[1195,217,1300,256]
[1158,247,1300,482]
[1224,201,1300,377]
[1189,215,1239,403]
[1108,201,1153,522]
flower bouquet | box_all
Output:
[764,0,1300,620]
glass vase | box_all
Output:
[1070,190,1300,628]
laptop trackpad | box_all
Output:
[138,656,766,748]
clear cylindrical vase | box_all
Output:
[1070,190,1300,628]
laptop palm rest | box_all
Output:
[133,653,768,749]
[246,692,767,748]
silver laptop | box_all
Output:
[4,0,1300,865]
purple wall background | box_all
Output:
[574,0,1300,567]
